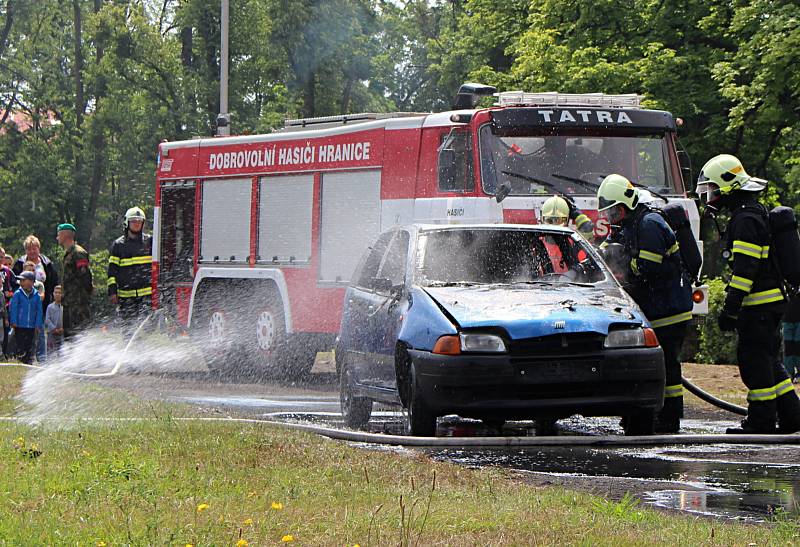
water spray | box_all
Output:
[0,312,153,378]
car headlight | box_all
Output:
[460,333,507,353]
[604,327,659,348]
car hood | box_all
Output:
[422,284,644,340]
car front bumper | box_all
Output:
[408,346,665,420]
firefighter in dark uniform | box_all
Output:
[597,174,693,433]
[108,207,153,328]
[697,154,800,434]
[56,223,93,337]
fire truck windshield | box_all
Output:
[479,125,678,197]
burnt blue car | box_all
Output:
[336,224,665,436]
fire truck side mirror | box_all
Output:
[495,182,512,203]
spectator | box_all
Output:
[0,279,7,358]
[2,254,12,269]
[12,235,59,317]
[23,261,47,362]
[45,285,64,356]
[9,271,43,364]
[56,223,93,337]
[0,247,16,356]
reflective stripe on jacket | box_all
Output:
[724,198,784,312]
[605,206,692,326]
[107,232,153,299]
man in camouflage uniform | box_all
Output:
[57,223,93,338]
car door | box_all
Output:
[341,230,394,387]
[368,230,411,391]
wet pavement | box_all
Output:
[105,367,800,522]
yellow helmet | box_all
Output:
[541,195,570,225]
[696,154,766,201]
[597,174,639,211]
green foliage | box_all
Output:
[3,0,800,274]
[696,278,738,364]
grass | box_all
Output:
[1,368,798,545]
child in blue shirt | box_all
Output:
[9,271,43,363]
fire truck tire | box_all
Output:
[242,295,288,376]
[194,306,236,374]
[339,363,372,429]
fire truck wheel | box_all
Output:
[339,363,372,429]
[243,296,288,375]
[201,307,236,375]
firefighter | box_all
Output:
[108,207,153,329]
[597,174,693,433]
[540,194,595,240]
[696,154,800,434]
[56,224,93,338]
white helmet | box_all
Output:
[124,206,146,228]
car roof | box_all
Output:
[399,223,575,235]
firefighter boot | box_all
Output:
[776,390,800,434]
[654,397,682,434]
[726,400,778,434]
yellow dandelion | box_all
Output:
[243,518,253,526]
[196,503,210,513]
[271,501,283,510]
[12,437,24,449]
[236,540,249,547]
[186,544,194,547]
[96,542,107,547]
[281,535,294,543]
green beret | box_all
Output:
[57,223,76,232]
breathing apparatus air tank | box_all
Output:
[769,206,800,287]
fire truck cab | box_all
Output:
[154,87,705,376]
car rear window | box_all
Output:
[415,229,607,286]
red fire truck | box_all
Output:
[153,85,707,375]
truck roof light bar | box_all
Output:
[283,111,425,130]
[496,91,642,109]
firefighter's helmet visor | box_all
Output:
[542,215,567,225]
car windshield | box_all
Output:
[415,229,608,286]
[479,125,677,196]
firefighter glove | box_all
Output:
[717,308,738,332]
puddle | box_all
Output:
[428,445,800,520]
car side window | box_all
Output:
[377,231,410,290]
[355,231,394,289]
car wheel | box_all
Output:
[405,364,437,437]
[622,409,655,436]
[481,419,505,433]
[339,363,372,429]
[534,419,558,436]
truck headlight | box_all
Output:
[459,333,507,353]
[604,327,659,348]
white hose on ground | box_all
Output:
[0,415,798,446]
[0,313,152,378]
